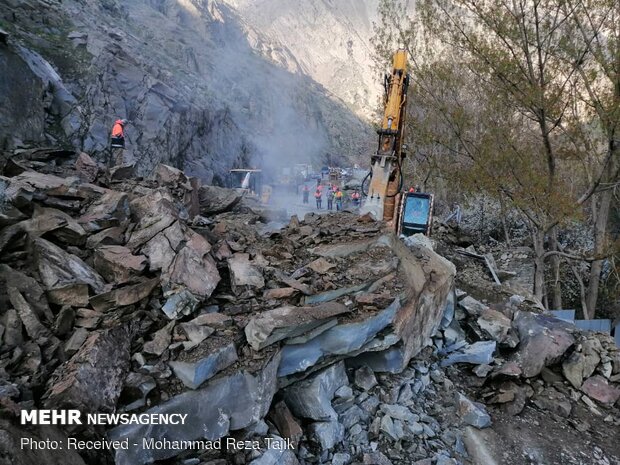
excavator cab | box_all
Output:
[397,192,434,236]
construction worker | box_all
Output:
[302,184,310,204]
[110,119,128,166]
[327,188,334,210]
[335,188,344,211]
[351,190,361,207]
[314,188,323,209]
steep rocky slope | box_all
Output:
[225,0,381,120]
[0,0,372,182]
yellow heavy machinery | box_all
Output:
[361,49,434,236]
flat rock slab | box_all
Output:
[34,237,106,294]
[278,299,400,377]
[169,342,238,389]
[89,278,159,312]
[45,326,131,412]
[245,302,349,350]
[108,353,281,465]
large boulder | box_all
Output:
[126,190,179,250]
[161,229,220,299]
[45,326,132,412]
[513,312,575,378]
[108,353,281,465]
[198,185,242,214]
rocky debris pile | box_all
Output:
[429,286,620,464]
[0,150,457,465]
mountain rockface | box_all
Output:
[224,0,381,120]
[0,0,372,183]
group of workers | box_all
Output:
[301,183,362,211]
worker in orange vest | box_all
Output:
[334,188,344,211]
[314,188,323,209]
[110,119,128,166]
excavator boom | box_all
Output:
[360,50,409,221]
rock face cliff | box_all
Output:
[0,0,373,183]
[223,0,381,120]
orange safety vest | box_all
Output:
[111,120,124,138]
[335,191,343,199]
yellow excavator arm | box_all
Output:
[360,49,409,221]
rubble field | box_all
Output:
[0,149,619,465]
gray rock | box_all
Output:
[562,338,602,389]
[335,385,353,398]
[355,365,378,391]
[379,415,401,441]
[7,288,51,341]
[473,364,493,378]
[308,421,344,450]
[109,353,281,465]
[441,341,496,367]
[34,237,106,294]
[380,404,417,423]
[458,296,488,317]
[143,321,175,356]
[162,289,200,320]
[78,191,129,233]
[179,323,214,350]
[65,327,89,356]
[283,362,348,421]
[340,405,368,429]
[161,230,220,300]
[405,421,424,436]
[363,451,393,465]
[245,302,349,350]
[121,372,157,411]
[278,300,399,377]
[332,452,351,465]
[169,342,238,389]
[440,288,456,329]
[198,185,243,215]
[513,311,575,378]
[228,253,265,293]
[455,393,491,428]
[477,308,515,346]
